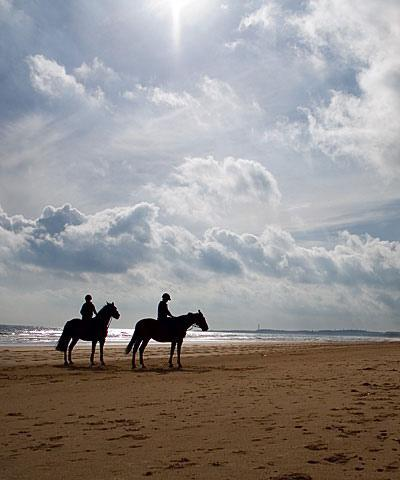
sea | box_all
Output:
[0,324,399,347]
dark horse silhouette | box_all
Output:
[56,302,120,366]
[125,310,208,369]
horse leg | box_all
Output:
[90,340,97,366]
[64,342,69,366]
[139,338,150,368]
[177,339,183,369]
[169,340,176,368]
[100,339,105,366]
[131,339,141,369]
[68,337,78,365]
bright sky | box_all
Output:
[0,0,399,329]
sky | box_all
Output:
[0,0,399,330]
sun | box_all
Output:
[149,0,213,50]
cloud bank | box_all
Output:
[1,195,399,328]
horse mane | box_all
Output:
[96,304,111,318]
[173,312,195,321]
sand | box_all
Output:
[1,341,399,480]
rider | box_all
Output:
[80,294,97,321]
[157,293,174,322]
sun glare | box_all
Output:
[170,0,183,49]
[149,0,213,51]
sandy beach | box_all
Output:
[1,342,399,480]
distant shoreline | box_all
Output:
[219,328,400,337]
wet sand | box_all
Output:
[1,342,399,480]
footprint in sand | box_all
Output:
[166,457,197,469]
[271,474,312,480]
[324,453,356,464]
[304,443,328,451]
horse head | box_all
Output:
[106,301,120,320]
[192,310,208,331]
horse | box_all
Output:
[56,302,120,367]
[125,310,208,369]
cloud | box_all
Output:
[26,54,105,107]
[37,204,85,235]
[148,86,196,108]
[239,3,281,31]
[201,226,400,291]
[0,0,31,29]
[1,200,399,328]
[1,200,399,292]
[288,0,400,175]
[302,63,400,174]
[238,0,400,175]
[74,57,120,86]
[147,156,281,231]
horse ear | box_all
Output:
[107,301,110,305]
[112,302,114,305]
[198,309,201,314]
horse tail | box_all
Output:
[56,322,72,352]
[125,330,138,354]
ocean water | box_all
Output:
[0,324,399,347]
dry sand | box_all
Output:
[1,342,399,480]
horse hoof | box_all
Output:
[64,362,69,367]
[178,365,182,369]
[169,364,174,368]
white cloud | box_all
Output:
[147,86,196,108]
[148,156,281,232]
[205,226,400,289]
[239,0,400,175]
[239,3,280,31]
[288,0,400,174]
[26,54,105,106]
[224,39,245,51]
[74,57,120,85]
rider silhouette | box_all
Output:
[80,294,97,321]
[157,293,173,322]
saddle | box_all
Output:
[158,318,181,339]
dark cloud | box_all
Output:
[37,204,85,235]
[1,203,399,292]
